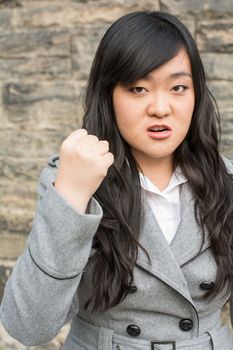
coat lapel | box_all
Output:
[136,182,210,306]
[170,182,211,267]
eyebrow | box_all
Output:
[170,72,192,79]
[144,71,192,80]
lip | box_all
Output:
[147,124,172,131]
[147,124,172,140]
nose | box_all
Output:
[146,93,171,118]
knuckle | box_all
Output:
[79,128,88,133]
[108,153,114,162]
[89,135,99,142]
[102,140,109,145]
[103,140,109,149]
[77,128,88,137]
[69,128,87,139]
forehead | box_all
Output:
[143,49,192,82]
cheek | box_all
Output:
[113,93,128,125]
[114,106,129,131]
[113,101,138,133]
[114,108,131,141]
[179,99,195,126]
[186,94,195,116]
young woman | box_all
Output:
[1,10,233,350]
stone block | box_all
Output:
[220,139,233,160]
[220,107,233,160]
[70,0,159,5]
[90,0,159,8]
[0,179,37,207]
[0,104,7,130]
[0,260,14,302]
[0,129,63,157]
[160,0,233,18]
[212,106,233,160]
[201,53,233,80]
[71,26,109,79]
[0,57,71,79]
[0,233,27,260]
[3,100,81,133]
[14,2,68,28]
[0,30,70,58]
[0,0,21,8]
[0,210,32,235]
[14,2,128,28]
[14,1,159,28]
[0,157,45,181]
[208,81,233,109]
[1,80,84,131]
[2,81,78,106]
[221,140,233,161]
[220,108,233,137]
[197,19,233,52]
[0,9,12,30]
[0,176,37,236]
[182,19,196,37]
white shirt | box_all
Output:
[140,168,187,244]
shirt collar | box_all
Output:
[139,167,187,195]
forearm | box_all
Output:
[0,165,103,346]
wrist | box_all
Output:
[54,181,92,214]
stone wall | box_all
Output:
[0,0,233,348]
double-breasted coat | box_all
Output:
[1,155,233,350]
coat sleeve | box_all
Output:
[0,160,103,346]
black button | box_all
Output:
[199,281,215,290]
[127,324,141,336]
[126,284,138,294]
[179,319,193,331]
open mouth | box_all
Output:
[149,127,168,132]
[147,125,171,132]
[147,125,172,139]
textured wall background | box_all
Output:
[0,0,233,349]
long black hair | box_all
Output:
[82,10,233,312]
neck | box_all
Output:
[136,157,174,191]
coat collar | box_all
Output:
[136,182,211,306]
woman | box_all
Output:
[1,10,233,350]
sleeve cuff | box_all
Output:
[28,183,103,279]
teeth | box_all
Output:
[150,127,167,132]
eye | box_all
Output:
[172,85,188,93]
[130,87,147,94]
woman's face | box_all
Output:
[112,49,195,170]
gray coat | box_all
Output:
[1,155,233,350]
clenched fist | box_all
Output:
[55,129,114,213]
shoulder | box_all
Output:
[221,155,233,174]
